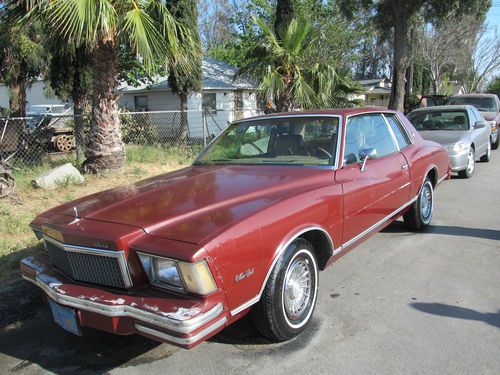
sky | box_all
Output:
[486,0,500,36]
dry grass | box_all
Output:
[0,145,195,282]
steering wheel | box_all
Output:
[317,147,332,159]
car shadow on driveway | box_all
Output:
[410,303,500,329]
[384,221,500,241]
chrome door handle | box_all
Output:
[401,164,409,170]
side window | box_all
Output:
[467,107,477,123]
[472,107,484,121]
[384,114,411,149]
[344,114,398,165]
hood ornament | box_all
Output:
[69,206,81,225]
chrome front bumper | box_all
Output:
[20,255,227,347]
[448,150,469,172]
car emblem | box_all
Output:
[73,206,80,219]
[94,242,110,249]
[235,268,255,282]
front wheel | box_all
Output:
[252,238,318,342]
[458,147,475,178]
[403,177,434,230]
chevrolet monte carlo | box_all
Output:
[21,108,451,349]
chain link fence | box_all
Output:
[0,109,262,167]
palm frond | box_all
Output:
[282,19,310,56]
[123,6,165,69]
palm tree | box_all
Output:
[17,0,196,173]
[238,18,357,112]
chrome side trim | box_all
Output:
[230,226,334,317]
[235,114,343,125]
[21,271,224,335]
[230,295,260,316]
[381,113,402,152]
[135,317,227,346]
[341,195,418,249]
[437,173,447,185]
[44,235,133,288]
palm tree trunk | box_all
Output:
[9,72,27,118]
[84,37,125,174]
[179,93,188,144]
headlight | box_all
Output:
[138,253,217,295]
[446,142,468,153]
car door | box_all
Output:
[335,113,411,247]
[470,107,491,153]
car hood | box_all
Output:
[418,130,469,146]
[45,165,332,244]
[481,112,498,122]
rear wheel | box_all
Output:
[252,238,318,342]
[458,147,475,178]
[403,177,434,230]
[480,141,491,162]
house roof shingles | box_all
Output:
[117,57,256,93]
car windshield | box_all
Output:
[408,110,470,131]
[194,116,340,167]
[447,97,497,112]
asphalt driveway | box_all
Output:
[1,154,499,375]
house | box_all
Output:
[117,57,259,137]
[0,81,66,115]
[351,77,392,108]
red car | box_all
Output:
[21,108,451,349]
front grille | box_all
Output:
[45,238,130,289]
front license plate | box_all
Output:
[49,299,82,336]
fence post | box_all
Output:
[0,118,8,142]
[202,110,207,147]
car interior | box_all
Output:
[409,111,470,131]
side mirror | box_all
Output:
[359,147,377,172]
[474,121,487,129]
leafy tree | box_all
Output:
[206,0,274,67]
[338,0,492,111]
[238,18,358,111]
[198,0,236,50]
[17,0,197,173]
[167,0,203,143]
[0,6,46,117]
[487,76,500,97]
[457,28,500,93]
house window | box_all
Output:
[202,93,217,114]
[134,96,148,112]
[234,91,243,111]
